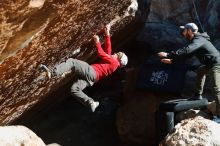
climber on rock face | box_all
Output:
[39,24,128,112]
[157,22,220,122]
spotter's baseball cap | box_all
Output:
[180,23,198,33]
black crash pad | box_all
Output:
[159,98,208,112]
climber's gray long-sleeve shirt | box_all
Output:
[168,32,220,68]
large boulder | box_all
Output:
[160,116,220,146]
[0,0,142,124]
[0,125,59,146]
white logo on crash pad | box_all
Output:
[150,71,168,85]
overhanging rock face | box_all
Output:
[0,0,141,124]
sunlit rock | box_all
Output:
[29,0,46,8]
[160,116,220,146]
[0,125,52,146]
